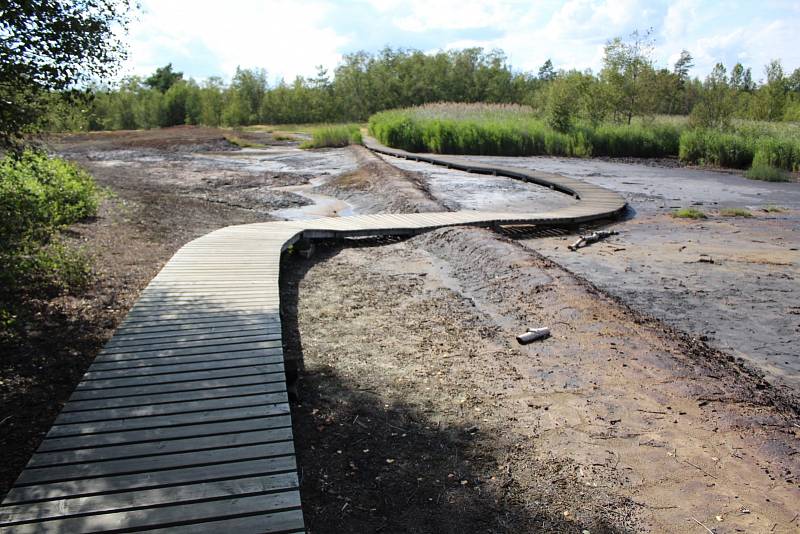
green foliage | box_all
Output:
[689,63,735,128]
[745,164,792,182]
[718,207,753,217]
[672,207,707,219]
[301,124,363,149]
[545,80,575,133]
[145,63,184,93]
[369,103,681,158]
[0,0,135,146]
[0,151,98,295]
[601,29,657,124]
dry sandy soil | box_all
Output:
[1,127,798,534]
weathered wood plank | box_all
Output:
[38,414,293,452]
[29,427,295,467]
[0,473,299,525]
[16,441,295,485]
[3,456,296,504]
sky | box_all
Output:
[120,0,800,84]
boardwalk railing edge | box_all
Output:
[0,139,627,533]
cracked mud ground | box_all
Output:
[2,127,798,534]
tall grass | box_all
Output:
[370,103,800,174]
[301,124,363,149]
[369,103,681,158]
[678,123,800,171]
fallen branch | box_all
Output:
[568,230,619,251]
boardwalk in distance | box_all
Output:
[0,139,626,533]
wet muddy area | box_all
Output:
[377,153,577,213]
[3,127,799,533]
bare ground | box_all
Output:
[2,127,798,534]
[283,228,799,533]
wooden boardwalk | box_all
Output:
[0,139,626,533]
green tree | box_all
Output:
[788,68,800,93]
[730,63,745,90]
[199,77,225,127]
[538,59,556,81]
[748,60,788,121]
[223,67,267,125]
[673,50,694,83]
[0,0,135,146]
[145,63,184,93]
[690,63,735,128]
[601,29,656,124]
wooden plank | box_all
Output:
[68,372,287,401]
[0,473,299,525]
[1,490,301,533]
[38,415,293,452]
[105,323,278,347]
[62,382,285,412]
[90,341,283,364]
[99,333,280,355]
[4,456,297,505]
[89,350,283,373]
[56,391,288,424]
[29,427,295,467]
[46,403,290,438]
[15,441,295,485]
[78,365,284,392]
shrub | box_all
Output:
[745,164,792,182]
[671,207,707,219]
[301,124,363,148]
[0,151,98,294]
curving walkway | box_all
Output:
[0,139,626,533]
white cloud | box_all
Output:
[119,0,799,83]
[392,0,519,32]
[123,0,348,82]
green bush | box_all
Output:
[301,124,363,148]
[0,151,98,294]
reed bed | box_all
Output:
[369,103,800,174]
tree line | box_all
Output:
[40,34,800,134]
